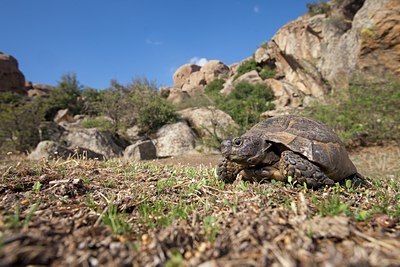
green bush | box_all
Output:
[93,78,178,135]
[259,67,276,80]
[80,117,114,132]
[136,94,178,134]
[0,92,46,153]
[206,81,275,131]
[306,0,331,16]
[44,73,83,120]
[303,78,400,146]
[234,59,260,80]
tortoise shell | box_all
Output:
[242,115,357,181]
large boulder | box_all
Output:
[263,0,399,90]
[162,86,191,104]
[188,71,206,87]
[178,107,239,140]
[201,60,230,84]
[173,64,201,88]
[62,126,123,158]
[263,79,304,108]
[235,70,263,84]
[153,122,197,157]
[181,83,204,96]
[28,141,104,160]
[124,140,157,161]
[0,53,26,94]
[54,109,75,124]
[26,83,54,97]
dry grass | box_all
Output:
[0,146,399,266]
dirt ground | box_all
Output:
[0,145,399,266]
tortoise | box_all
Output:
[217,115,363,187]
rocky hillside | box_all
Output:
[1,0,399,160]
[0,53,54,96]
[162,0,400,115]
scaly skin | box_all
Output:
[217,150,336,188]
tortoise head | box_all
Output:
[220,136,273,166]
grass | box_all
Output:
[0,149,399,265]
[303,78,400,146]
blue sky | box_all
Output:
[1,1,310,89]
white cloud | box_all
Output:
[145,39,163,46]
[253,5,260,14]
[189,57,208,66]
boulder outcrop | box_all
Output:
[154,122,197,157]
[178,107,239,141]
[0,53,26,94]
[28,140,105,160]
[124,140,157,161]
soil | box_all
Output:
[0,145,399,266]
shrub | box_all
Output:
[206,81,275,131]
[0,93,46,153]
[44,73,83,120]
[95,78,178,135]
[234,59,260,80]
[259,67,276,80]
[80,117,114,132]
[303,78,400,146]
[306,0,331,16]
[136,94,178,134]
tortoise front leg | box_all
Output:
[217,158,244,183]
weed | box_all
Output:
[318,195,349,217]
[224,195,239,214]
[203,215,219,242]
[86,194,98,210]
[32,181,42,192]
[355,210,371,222]
[102,202,131,235]
[236,180,249,192]
[7,201,40,229]
[165,249,184,267]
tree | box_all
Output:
[0,92,46,153]
[44,73,83,120]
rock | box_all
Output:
[178,106,239,140]
[220,76,234,95]
[173,64,201,88]
[0,53,26,94]
[124,125,141,142]
[181,83,204,96]
[201,60,230,84]
[38,122,65,142]
[54,109,75,124]
[262,106,299,118]
[62,126,123,158]
[235,70,263,84]
[27,83,54,97]
[355,0,400,78]
[263,79,304,108]
[28,140,104,160]
[265,0,399,90]
[124,140,157,160]
[159,86,170,98]
[188,71,206,87]
[165,87,191,104]
[154,121,197,157]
